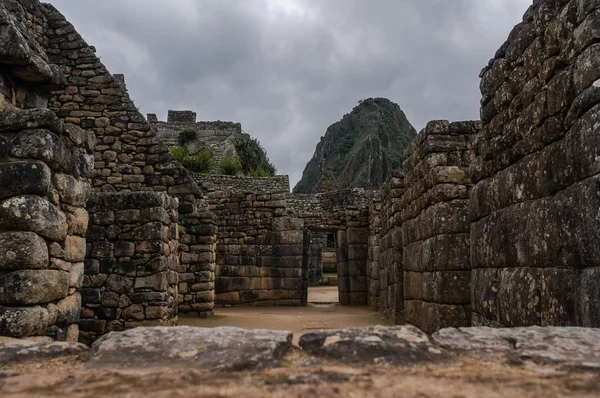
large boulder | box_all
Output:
[432,326,600,370]
[87,326,293,371]
[0,337,87,364]
[299,325,451,365]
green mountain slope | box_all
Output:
[293,98,417,193]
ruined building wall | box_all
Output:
[43,5,217,322]
[207,190,304,306]
[366,196,382,309]
[289,189,375,305]
[0,0,64,111]
[149,111,241,148]
[81,192,179,343]
[376,172,405,323]
[401,120,476,333]
[195,174,290,195]
[0,109,94,341]
[471,0,600,327]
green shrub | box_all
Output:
[249,166,270,177]
[169,146,188,162]
[233,134,276,176]
[179,129,197,146]
[181,148,214,173]
[220,156,242,175]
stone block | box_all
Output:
[69,262,84,288]
[56,293,81,325]
[64,235,86,262]
[0,231,48,270]
[106,274,133,295]
[0,195,68,241]
[0,306,49,337]
[580,266,600,327]
[0,270,69,305]
[53,173,89,206]
[0,161,51,199]
[134,273,168,292]
[67,208,89,236]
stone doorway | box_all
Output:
[302,227,369,306]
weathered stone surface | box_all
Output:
[57,293,81,325]
[0,161,51,199]
[88,326,293,371]
[0,270,69,305]
[433,327,600,370]
[299,325,451,365]
[0,306,49,337]
[0,195,68,241]
[0,337,88,364]
[0,231,48,270]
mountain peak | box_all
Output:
[293,98,417,194]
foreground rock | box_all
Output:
[0,337,88,364]
[433,327,600,370]
[87,326,293,371]
[299,325,451,365]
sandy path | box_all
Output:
[180,296,392,345]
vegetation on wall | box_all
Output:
[220,156,242,175]
[233,134,276,177]
[179,129,197,146]
[169,146,214,174]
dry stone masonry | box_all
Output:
[0,108,94,341]
[1,0,600,348]
[375,172,405,323]
[471,0,600,328]
[81,192,179,343]
[401,121,478,333]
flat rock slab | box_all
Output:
[433,326,600,370]
[0,337,88,364]
[299,325,451,365]
[87,326,293,371]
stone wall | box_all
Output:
[203,188,304,306]
[0,0,65,111]
[471,0,600,328]
[401,120,477,333]
[177,208,217,317]
[149,111,241,149]
[43,4,216,321]
[367,196,382,309]
[375,172,404,323]
[195,174,290,196]
[289,189,376,305]
[0,109,94,341]
[81,192,179,343]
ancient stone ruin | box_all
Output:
[0,0,599,351]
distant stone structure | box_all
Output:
[0,0,598,347]
[148,111,242,173]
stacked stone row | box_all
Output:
[177,208,217,317]
[376,172,405,323]
[44,4,217,324]
[401,120,478,333]
[472,0,600,327]
[81,192,179,343]
[150,112,241,147]
[206,191,304,305]
[195,174,290,197]
[0,109,94,340]
[366,197,382,309]
[337,227,370,306]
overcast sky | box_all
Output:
[47,0,531,188]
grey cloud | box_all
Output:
[47,0,532,187]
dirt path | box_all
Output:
[307,286,339,303]
[180,299,392,345]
